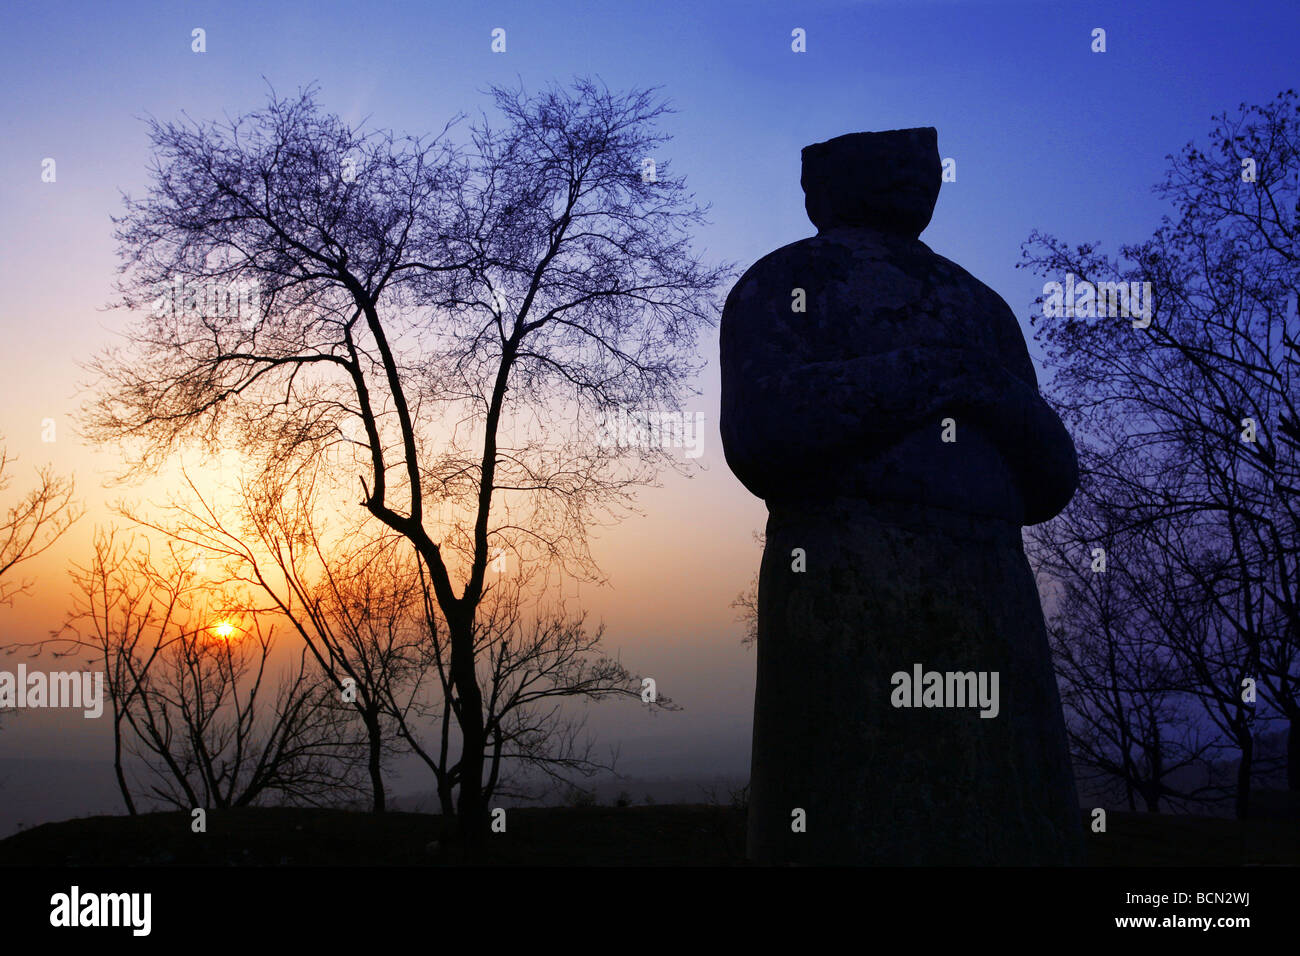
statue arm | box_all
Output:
[720,340,1076,520]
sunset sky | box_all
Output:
[1,0,1297,828]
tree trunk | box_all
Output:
[1288,716,1300,791]
[449,617,487,849]
[1235,732,1254,820]
[1141,785,1160,813]
[366,715,386,813]
[437,776,455,817]
[113,718,136,816]
[1121,750,1137,811]
[1144,738,1162,812]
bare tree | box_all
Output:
[0,442,80,606]
[37,530,189,813]
[132,463,671,817]
[131,612,363,811]
[1029,477,1221,812]
[132,468,444,814]
[1021,89,1299,809]
[88,79,728,842]
[33,529,365,813]
[470,576,667,803]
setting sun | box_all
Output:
[211,621,236,640]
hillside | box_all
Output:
[0,805,1296,866]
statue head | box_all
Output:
[801,128,941,237]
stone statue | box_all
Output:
[720,128,1083,865]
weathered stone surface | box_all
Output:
[801,129,941,236]
[720,227,1077,525]
[721,128,1083,865]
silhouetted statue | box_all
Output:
[720,128,1083,865]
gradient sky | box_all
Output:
[1,0,1297,824]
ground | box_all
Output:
[1,805,1297,866]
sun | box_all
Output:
[211,620,236,640]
